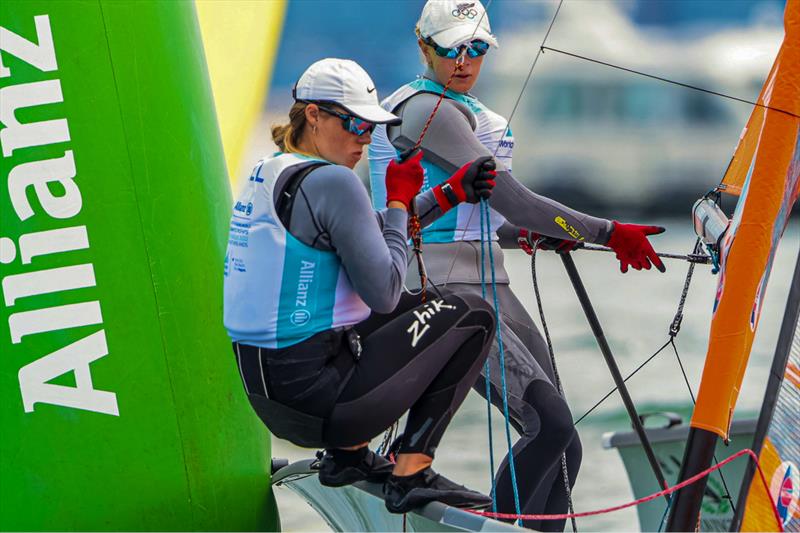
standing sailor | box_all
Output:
[224,58,501,514]
[368,2,667,529]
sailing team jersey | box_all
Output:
[224,153,370,349]
[369,78,513,243]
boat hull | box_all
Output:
[273,458,525,532]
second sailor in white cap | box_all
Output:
[368,2,668,528]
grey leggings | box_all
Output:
[440,282,581,532]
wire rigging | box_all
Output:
[531,243,578,532]
[562,237,737,514]
[540,46,800,120]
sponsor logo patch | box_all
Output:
[452,3,478,20]
[234,201,253,216]
[406,299,457,348]
[771,461,799,527]
[554,216,584,241]
[290,309,311,326]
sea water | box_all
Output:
[272,219,799,532]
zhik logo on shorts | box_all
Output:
[407,299,457,347]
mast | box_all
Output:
[667,1,800,530]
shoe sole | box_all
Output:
[319,465,394,488]
[385,489,493,514]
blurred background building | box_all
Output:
[246,0,786,218]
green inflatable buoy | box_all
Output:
[0,1,277,530]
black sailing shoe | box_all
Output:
[383,467,493,514]
[317,447,394,487]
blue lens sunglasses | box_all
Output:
[424,37,490,59]
[315,104,376,136]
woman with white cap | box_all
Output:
[368,1,667,529]
[224,58,502,513]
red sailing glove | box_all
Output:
[432,156,497,212]
[518,228,582,255]
[385,149,424,209]
[606,221,666,273]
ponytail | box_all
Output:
[271,101,309,153]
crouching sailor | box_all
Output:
[223,58,500,513]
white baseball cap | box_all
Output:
[418,0,498,49]
[293,58,400,125]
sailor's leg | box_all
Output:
[437,282,579,518]
[493,283,558,384]
[324,292,494,455]
[493,283,584,523]
[352,291,426,338]
[528,431,583,531]
[492,378,575,520]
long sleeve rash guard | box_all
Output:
[388,92,613,245]
[275,164,444,314]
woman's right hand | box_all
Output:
[385,149,424,210]
[431,156,497,212]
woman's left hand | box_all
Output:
[606,222,666,273]
[385,149,424,210]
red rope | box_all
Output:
[408,59,465,301]
[467,448,784,531]
[412,61,463,151]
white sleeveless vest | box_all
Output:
[368,78,514,242]
[224,153,370,349]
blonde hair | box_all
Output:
[415,26,433,67]
[271,101,309,153]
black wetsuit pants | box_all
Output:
[443,282,581,532]
[235,292,495,457]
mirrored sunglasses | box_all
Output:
[316,104,376,136]
[425,37,490,59]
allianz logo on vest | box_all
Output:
[233,201,253,216]
[290,309,310,326]
[291,260,316,326]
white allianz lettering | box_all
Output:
[18,330,119,415]
[3,264,95,306]
[1,14,116,417]
[296,260,315,307]
[9,301,103,344]
[0,79,69,157]
[8,150,80,221]
[19,225,89,264]
[0,15,57,78]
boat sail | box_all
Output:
[667,0,800,530]
[734,250,800,531]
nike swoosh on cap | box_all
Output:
[367,86,376,93]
